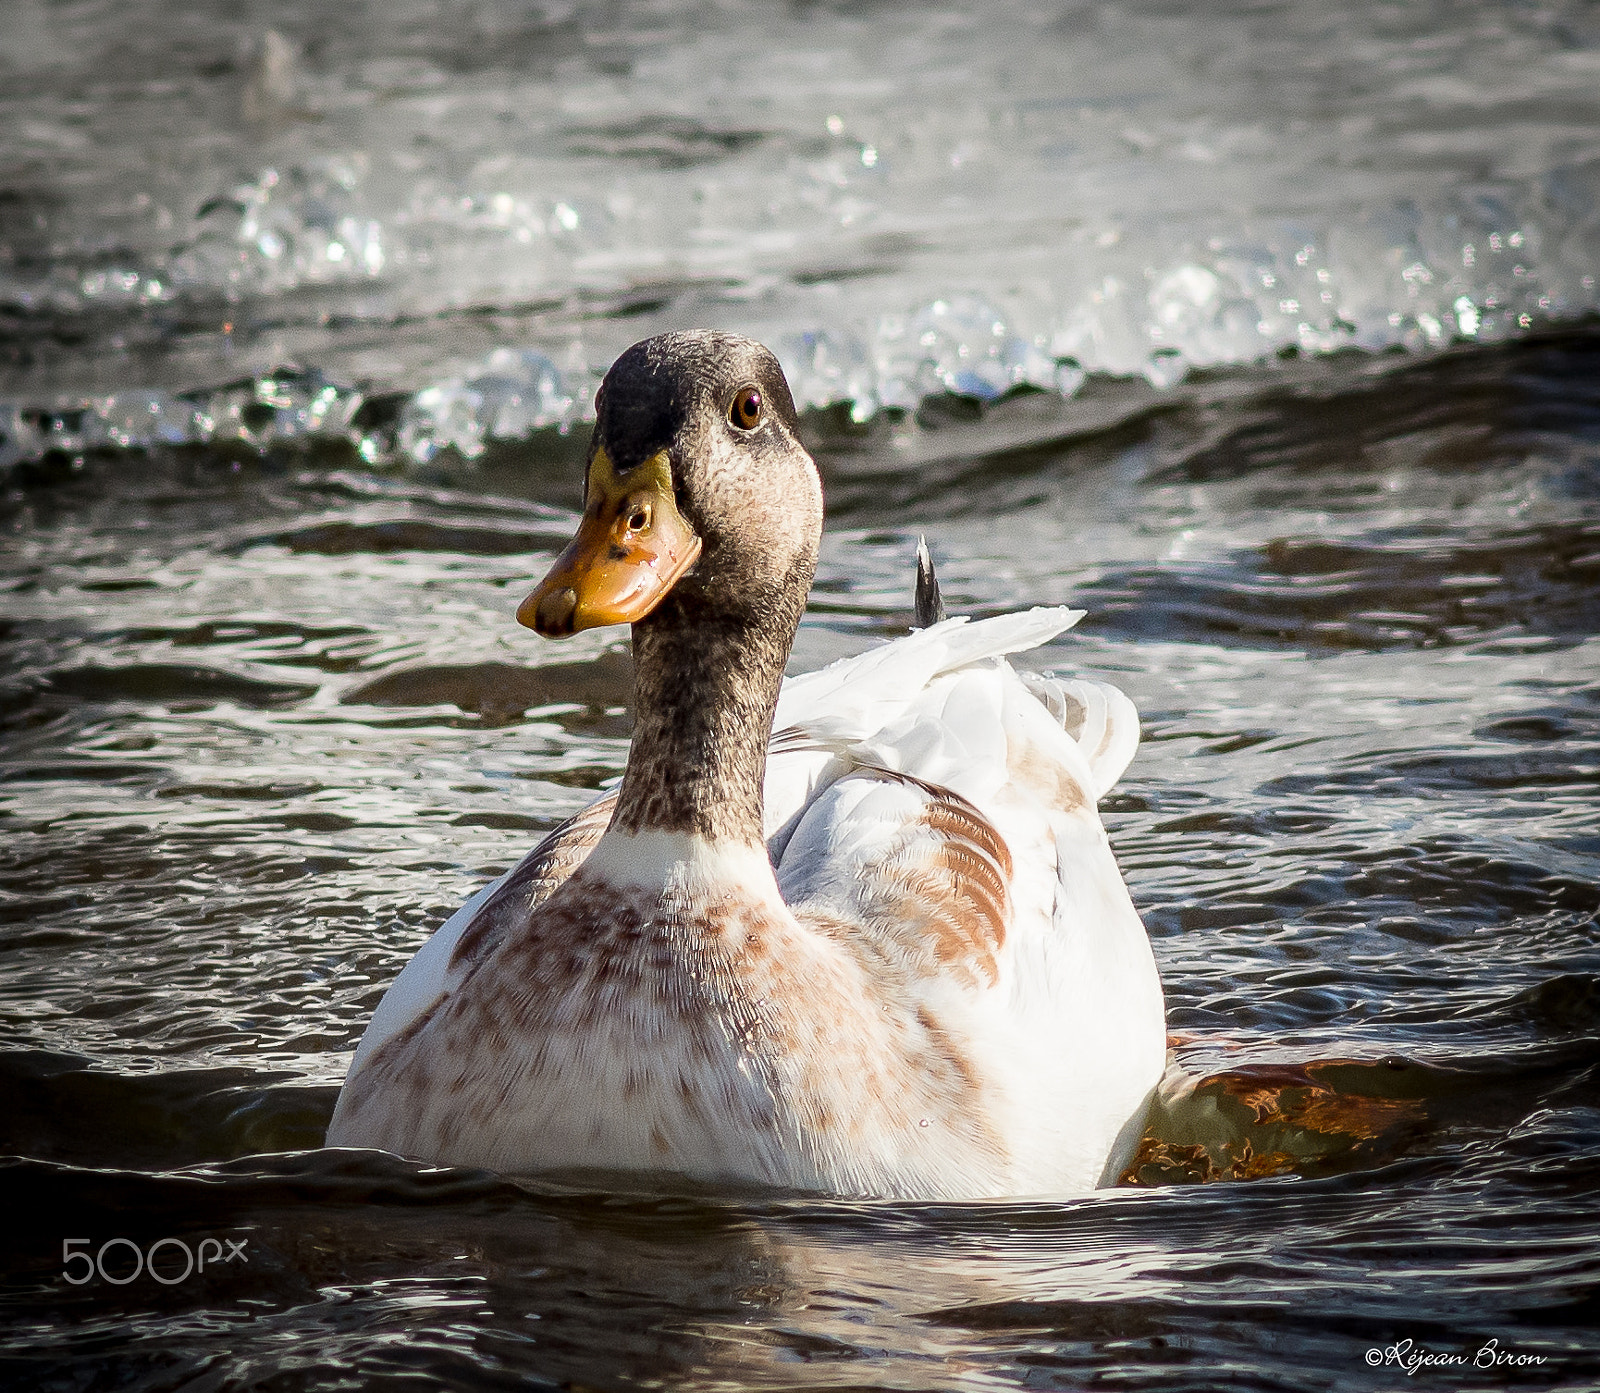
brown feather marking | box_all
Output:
[789,765,1016,987]
[809,772,1013,989]
[337,855,1019,1186]
[449,793,616,971]
[915,1004,984,1099]
[922,791,1013,881]
[923,798,1012,938]
[783,904,1011,1174]
[1004,720,1091,816]
[341,869,785,1159]
[911,791,1011,983]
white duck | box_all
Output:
[327,331,1166,1198]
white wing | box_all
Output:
[769,649,1164,1191]
[772,606,1083,741]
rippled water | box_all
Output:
[4,2,1600,1389]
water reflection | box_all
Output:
[10,1123,1598,1388]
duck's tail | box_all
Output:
[914,535,948,628]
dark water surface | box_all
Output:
[4,1,1600,1389]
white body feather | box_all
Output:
[330,608,1165,1195]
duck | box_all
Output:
[326,330,1166,1198]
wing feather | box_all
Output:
[777,768,1013,989]
[1021,672,1141,798]
[772,606,1083,743]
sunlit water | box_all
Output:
[3,2,1600,1389]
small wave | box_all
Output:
[0,352,588,476]
[5,311,1598,484]
[342,651,633,727]
[38,663,318,710]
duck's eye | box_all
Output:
[625,504,650,532]
[729,386,762,432]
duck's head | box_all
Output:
[520,332,821,637]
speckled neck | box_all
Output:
[612,557,813,846]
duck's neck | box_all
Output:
[611,562,811,847]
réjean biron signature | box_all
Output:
[1367,1338,1548,1376]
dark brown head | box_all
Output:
[519,332,822,636]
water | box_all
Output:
[3,1,1599,1388]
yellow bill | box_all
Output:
[518,446,701,637]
